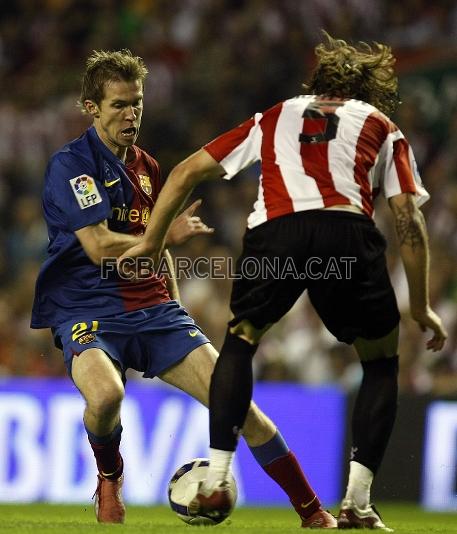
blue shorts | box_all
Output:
[53,301,209,380]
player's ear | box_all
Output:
[85,100,100,118]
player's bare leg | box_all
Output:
[160,336,336,528]
[72,348,126,523]
[337,326,399,531]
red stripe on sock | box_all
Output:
[89,437,123,479]
[263,451,321,519]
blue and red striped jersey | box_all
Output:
[31,126,170,328]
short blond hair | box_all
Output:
[78,49,148,112]
[304,32,399,116]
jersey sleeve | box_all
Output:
[45,152,112,231]
[203,112,262,180]
[377,129,430,206]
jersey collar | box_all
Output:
[87,126,137,167]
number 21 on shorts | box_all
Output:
[72,320,99,341]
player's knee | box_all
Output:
[87,383,124,419]
[362,353,399,379]
[242,402,276,447]
[229,319,270,345]
[354,325,399,361]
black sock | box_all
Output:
[351,355,399,474]
[209,330,257,451]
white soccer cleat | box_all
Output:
[337,499,393,531]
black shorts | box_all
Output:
[228,210,400,344]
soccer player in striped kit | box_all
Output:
[32,49,336,528]
[123,33,448,530]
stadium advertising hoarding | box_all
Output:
[0,379,345,506]
[422,401,457,510]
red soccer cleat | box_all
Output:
[188,481,235,523]
[93,473,125,523]
[301,508,337,529]
[337,500,393,531]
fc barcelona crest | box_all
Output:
[139,174,152,195]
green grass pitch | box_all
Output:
[0,503,455,534]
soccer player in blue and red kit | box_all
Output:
[31,50,336,528]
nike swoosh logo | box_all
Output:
[301,496,317,509]
[104,178,120,187]
[189,330,198,337]
[100,469,118,477]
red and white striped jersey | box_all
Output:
[204,96,429,228]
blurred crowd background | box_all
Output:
[0,0,456,396]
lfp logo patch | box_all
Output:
[69,175,102,209]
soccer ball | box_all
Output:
[168,458,237,525]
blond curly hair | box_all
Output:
[304,32,400,116]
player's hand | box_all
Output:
[411,306,448,351]
[166,199,214,247]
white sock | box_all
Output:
[201,448,234,494]
[343,461,373,509]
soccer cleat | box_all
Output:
[188,481,234,522]
[337,500,393,531]
[301,508,337,529]
[93,473,125,523]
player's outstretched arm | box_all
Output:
[120,149,223,264]
[388,192,447,351]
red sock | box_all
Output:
[88,436,123,479]
[263,451,321,519]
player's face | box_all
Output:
[96,79,143,158]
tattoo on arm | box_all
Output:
[393,202,425,248]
